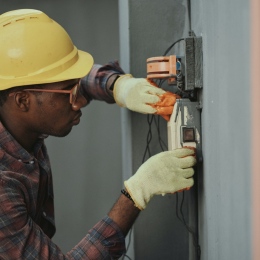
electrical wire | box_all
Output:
[124,111,201,259]
[163,35,201,260]
[140,113,201,259]
[141,113,201,259]
[163,36,201,259]
[122,112,166,260]
[122,220,133,260]
[126,228,133,252]
[154,116,167,151]
[163,38,184,56]
[142,114,155,163]
[122,228,133,260]
[187,0,192,32]
[163,0,192,57]
[176,192,201,260]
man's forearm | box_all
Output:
[108,194,140,236]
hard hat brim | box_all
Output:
[45,49,94,84]
[0,49,94,89]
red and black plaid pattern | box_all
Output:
[0,122,125,259]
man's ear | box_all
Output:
[13,91,30,112]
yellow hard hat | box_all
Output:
[0,9,94,90]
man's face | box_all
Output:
[30,79,88,137]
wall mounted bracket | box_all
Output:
[146,36,203,102]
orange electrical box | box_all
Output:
[147,55,177,81]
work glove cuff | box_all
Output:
[124,179,149,210]
[113,74,133,107]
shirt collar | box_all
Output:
[0,121,44,163]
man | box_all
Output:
[0,9,196,259]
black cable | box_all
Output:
[143,113,202,258]
[142,113,201,258]
[123,254,132,260]
[187,0,192,32]
[123,114,156,260]
[123,115,155,260]
[175,193,185,223]
[163,38,184,56]
[158,78,166,87]
[176,192,201,260]
[154,116,167,151]
[154,79,168,151]
[126,227,133,252]
[163,1,191,57]
[142,114,154,163]
[122,227,133,260]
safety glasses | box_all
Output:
[9,80,81,105]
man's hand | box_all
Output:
[124,147,196,210]
[113,74,178,120]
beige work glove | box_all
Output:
[124,148,196,210]
[113,74,166,114]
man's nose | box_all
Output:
[71,92,88,110]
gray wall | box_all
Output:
[122,0,251,259]
[0,0,122,253]
[191,0,251,259]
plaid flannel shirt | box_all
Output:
[0,62,126,259]
[81,61,125,104]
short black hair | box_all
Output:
[0,84,44,107]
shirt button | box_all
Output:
[43,211,47,217]
[29,160,34,164]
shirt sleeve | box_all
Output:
[81,61,125,104]
[0,175,126,260]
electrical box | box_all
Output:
[146,36,203,153]
[168,99,201,151]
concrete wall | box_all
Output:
[0,0,122,253]
[191,0,251,259]
[121,0,251,259]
